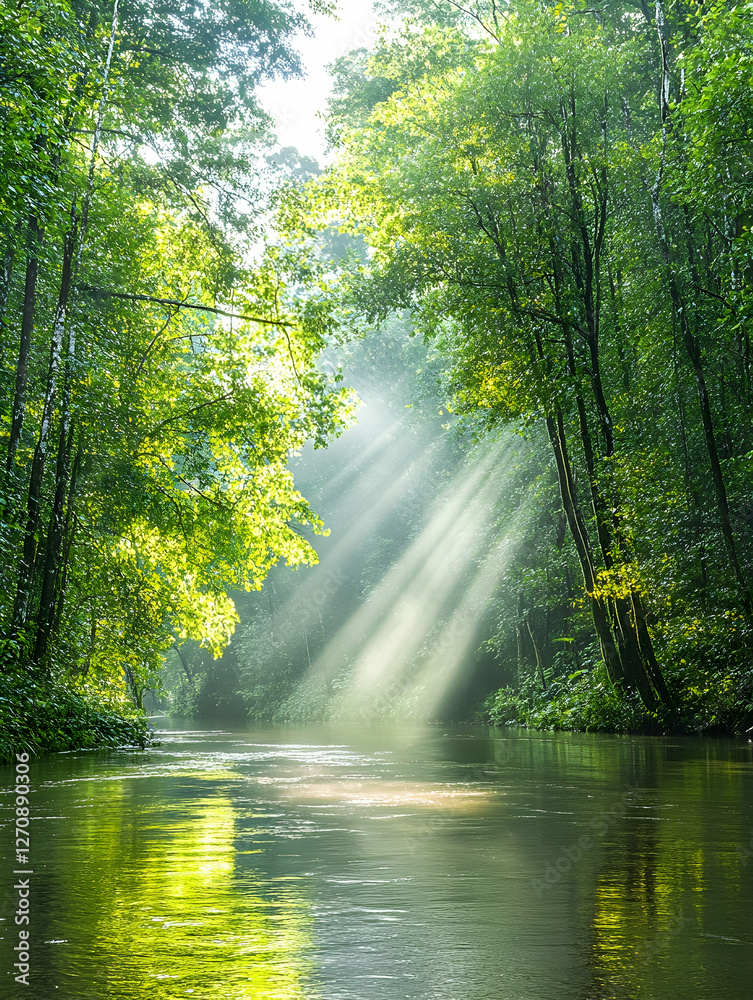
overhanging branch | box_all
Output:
[78,285,293,327]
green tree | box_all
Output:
[317,10,680,712]
[0,0,352,719]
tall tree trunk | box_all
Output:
[0,227,15,345]
[685,320,752,612]
[4,1,100,479]
[565,281,671,709]
[12,214,78,636]
[6,214,44,473]
[544,411,626,686]
[652,188,752,614]
[34,421,76,663]
[51,438,82,643]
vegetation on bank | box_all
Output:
[482,660,753,737]
[0,671,154,763]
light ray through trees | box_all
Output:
[287,434,529,722]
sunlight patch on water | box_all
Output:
[60,791,318,999]
[270,778,496,811]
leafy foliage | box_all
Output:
[483,666,652,734]
[302,0,753,734]
[0,669,154,763]
[0,0,352,747]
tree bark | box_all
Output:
[544,411,626,686]
[6,214,44,473]
[12,214,78,635]
[33,421,76,663]
[51,439,82,643]
[0,228,15,345]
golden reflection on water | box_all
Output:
[60,789,317,1000]
[585,773,752,999]
[268,777,496,811]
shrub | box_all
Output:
[484,665,653,733]
[0,672,157,763]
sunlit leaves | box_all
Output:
[0,0,354,709]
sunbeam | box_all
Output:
[271,409,443,632]
[286,432,529,722]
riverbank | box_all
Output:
[483,664,753,738]
[5,661,752,763]
[0,671,156,764]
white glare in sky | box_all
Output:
[257,2,381,163]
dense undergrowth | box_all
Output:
[483,663,753,738]
[0,673,156,764]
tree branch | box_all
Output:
[78,285,292,326]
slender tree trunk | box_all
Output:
[34,421,76,663]
[33,242,82,662]
[607,261,631,392]
[51,439,82,642]
[6,214,44,473]
[524,105,671,711]
[0,228,15,345]
[561,108,673,711]
[12,214,78,635]
[544,411,626,685]
[527,618,547,691]
[4,3,99,478]
[565,298,671,708]
[657,197,751,612]
[124,663,144,710]
[176,645,194,683]
[686,325,752,611]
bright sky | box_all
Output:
[257,1,383,163]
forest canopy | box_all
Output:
[2,0,753,748]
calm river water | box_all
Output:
[1,722,752,999]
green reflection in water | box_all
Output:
[583,741,752,999]
[34,779,317,1000]
[3,728,751,1000]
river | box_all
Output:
[1,722,752,998]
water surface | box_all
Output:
[1,723,752,998]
